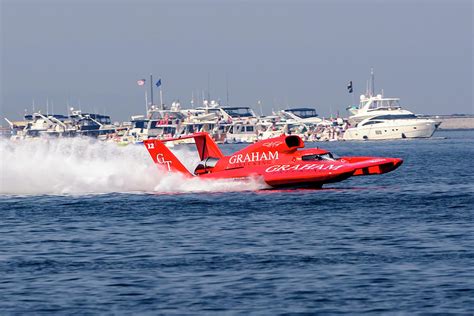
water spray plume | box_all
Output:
[0,138,267,195]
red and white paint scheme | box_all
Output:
[144,132,402,188]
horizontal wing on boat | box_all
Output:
[339,157,403,176]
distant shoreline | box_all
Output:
[422,115,474,130]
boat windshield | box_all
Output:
[79,119,100,128]
[182,124,214,133]
[372,114,417,120]
[368,99,400,110]
[286,108,318,118]
[149,111,185,120]
[133,121,147,129]
[223,107,255,117]
[362,120,384,126]
[232,124,256,133]
[287,124,307,133]
[162,127,176,134]
[88,114,111,125]
[302,153,339,161]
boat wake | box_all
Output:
[0,138,267,195]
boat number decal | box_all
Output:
[147,143,155,149]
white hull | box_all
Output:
[225,133,258,143]
[343,119,438,140]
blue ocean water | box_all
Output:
[0,130,473,314]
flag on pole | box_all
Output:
[137,79,146,86]
[347,81,353,93]
[156,79,162,88]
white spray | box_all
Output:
[0,138,267,195]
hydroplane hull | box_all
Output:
[144,132,402,189]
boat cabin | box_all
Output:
[360,96,401,111]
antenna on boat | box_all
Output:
[226,73,230,106]
[351,84,356,106]
[207,72,211,102]
[371,68,375,96]
[150,74,154,107]
[46,97,49,116]
[145,89,148,113]
[32,98,35,113]
[191,91,195,109]
[159,81,164,110]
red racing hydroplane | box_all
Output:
[144,132,402,188]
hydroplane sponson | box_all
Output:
[144,132,402,188]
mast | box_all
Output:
[145,89,148,113]
[150,74,154,106]
[371,68,375,96]
[159,86,163,110]
[226,73,229,106]
[207,72,211,102]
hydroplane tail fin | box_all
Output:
[193,132,224,161]
[143,139,192,176]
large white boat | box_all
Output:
[5,109,116,140]
[343,71,440,140]
[343,113,440,140]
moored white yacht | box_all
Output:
[5,108,116,140]
[343,113,440,140]
[343,70,440,140]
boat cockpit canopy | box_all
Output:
[302,152,339,161]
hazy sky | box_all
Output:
[1,0,473,122]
